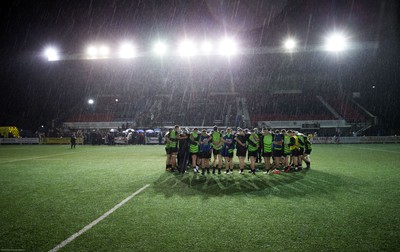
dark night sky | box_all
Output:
[0,0,399,131]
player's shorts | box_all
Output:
[262,151,272,157]
[236,148,247,157]
[190,151,198,155]
[223,151,234,158]
[213,148,222,156]
[283,151,291,157]
[291,149,300,157]
[167,147,178,154]
[273,149,283,157]
[248,150,258,158]
[199,151,211,159]
[304,149,312,155]
[299,147,305,155]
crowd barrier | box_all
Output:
[312,136,400,144]
[0,137,83,145]
[1,136,399,145]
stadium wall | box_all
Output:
[312,136,400,144]
[1,136,399,145]
[0,137,83,145]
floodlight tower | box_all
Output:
[218,38,238,56]
[178,39,196,57]
[153,41,167,56]
[119,43,135,58]
[44,47,59,61]
[284,38,297,51]
[325,33,347,52]
[325,32,349,91]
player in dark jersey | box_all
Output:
[221,128,235,174]
[282,129,292,171]
[272,129,283,174]
[247,128,259,175]
[199,129,212,175]
[164,128,173,171]
[234,128,247,174]
[177,129,190,174]
[303,134,312,169]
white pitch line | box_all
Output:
[342,145,400,154]
[49,184,150,252]
[0,152,76,164]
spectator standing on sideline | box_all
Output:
[71,132,77,149]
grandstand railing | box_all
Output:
[256,119,348,129]
[63,121,136,129]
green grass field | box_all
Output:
[0,144,399,251]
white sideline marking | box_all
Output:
[0,153,75,164]
[49,184,150,252]
[0,149,101,164]
[343,145,400,154]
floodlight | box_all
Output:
[218,38,238,56]
[44,47,59,61]
[99,46,109,57]
[119,43,135,58]
[325,33,347,52]
[88,99,94,105]
[201,41,213,54]
[153,41,167,56]
[87,46,98,57]
[284,38,297,51]
[179,40,196,57]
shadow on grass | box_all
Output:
[153,167,364,199]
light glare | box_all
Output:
[87,46,97,57]
[45,47,59,61]
[325,33,347,52]
[99,46,109,57]
[284,38,297,50]
[219,38,237,56]
[179,40,196,57]
[119,43,135,58]
[154,41,167,56]
[201,41,213,54]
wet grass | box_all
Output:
[0,144,399,251]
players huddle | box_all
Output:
[165,125,312,175]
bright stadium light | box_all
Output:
[88,99,94,105]
[325,32,347,52]
[44,47,59,61]
[87,46,98,58]
[119,43,135,58]
[153,41,167,56]
[99,45,109,57]
[201,41,213,54]
[179,39,196,57]
[218,38,238,56]
[284,38,297,51]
